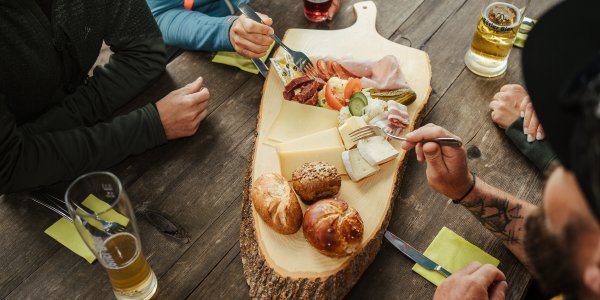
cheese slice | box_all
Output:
[278,146,347,180]
[338,116,368,150]
[276,128,343,153]
[268,100,339,143]
[356,136,399,166]
[342,149,379,182]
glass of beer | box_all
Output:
[304,0,332,23]
[464,0,530,77]
[65,172,157,300]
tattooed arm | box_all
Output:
[460,179,536,264]
[402,124,536,266]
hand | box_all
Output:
[401,124,471,199]
[155,77,210,140]
[434,262,508,300]
[229,14,274,58]
[328,0,342,20]
[520,96,545,142]
[489,84,528,129]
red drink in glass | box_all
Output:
[304,0,332,23]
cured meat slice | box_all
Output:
[387,100,409,129]
[283,75,313,100]
[339,55,410,90]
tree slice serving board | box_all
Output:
[241,1,432,298]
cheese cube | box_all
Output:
[342,149,379,182]
[338,116,368,150]
[356,136,399,166]
[278,146,347,180]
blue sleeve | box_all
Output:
[154,7,237,51]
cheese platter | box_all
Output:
[240,1,432,298]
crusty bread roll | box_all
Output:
[303,198,364,257]
[291,162,341,204]
[252,173,303,235]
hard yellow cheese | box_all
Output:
[276,128,347,180]
[338,116,367,150]
[268,100,339,143]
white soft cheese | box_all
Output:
[342,149,380,182]
[356,136,399,166]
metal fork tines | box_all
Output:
[30,191,127,233]
[237,4,314,75]
[349,125,463,147]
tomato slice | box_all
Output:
[343,78,362,100]
[325,82,344,111]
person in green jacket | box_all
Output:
[0,0,210,194]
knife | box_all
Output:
[251,58,269,78]
[384,230,452,277]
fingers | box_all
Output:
[453,261,483,276]
[500,84,524,93]
[328,0,341,20]
[523,102,533,135]
[472,264,506,287]
[233,36,270,57]
[519,96,529,118]
[489,280,508,300]
[241,15,274,35]
[527,111,540,142]
[177,77,204,95]
[257,13,273,26]
[422,142,449,174]
[405,123,458,143]
[186,87,210,105]
[415,143,424,162]
[536,125,545,140]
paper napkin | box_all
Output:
[212,42,275,74]
[412,226,500,286]
[45,218,96,263]
[44,194,130,264]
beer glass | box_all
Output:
[65,172,157,300]
[464,0,531,77]
[304,0,332,22]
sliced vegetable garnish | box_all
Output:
[344,78,362,100]
[350,92,368,106]
[349,95,367,116]
[325,82,344,111]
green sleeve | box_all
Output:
[505,118,558,171]
[0,0,168,194]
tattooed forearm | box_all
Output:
[463,197,524,245]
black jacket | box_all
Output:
[0,0,167,193]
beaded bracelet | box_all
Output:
[452,172,477,204]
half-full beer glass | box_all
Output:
[65,172,157,300]
[464,0,530,77]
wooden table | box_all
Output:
[0,0,559,298]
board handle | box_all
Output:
[351,1,377,33]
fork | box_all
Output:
[349,125,463,147]
[30,190,127,233]
[237,4,316,76]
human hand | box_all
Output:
[434,262,508,300]
[489,84,528,129]
[229,13,274,58]
[328,0,342,20]
[401,124,471,199]
[155,77,210,140]
[520,96,545,142]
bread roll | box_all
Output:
[291,162,341,204]
[251,173,303,234]
[303,198,364,257]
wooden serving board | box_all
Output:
[241,2,432,298]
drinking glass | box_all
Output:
[65,172,157,300]
[304,0,332,22]
[464,0,531,77]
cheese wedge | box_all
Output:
[268,100,339,143]
[279,146,347,180]
[276,128,343,153]
[342,149,379,182]
[338,116,367,150]
[356,136,399,166]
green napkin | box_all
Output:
[45,218,96,263]
[44,194,130,264]
[412,227,500,286]
[212,42,275,74]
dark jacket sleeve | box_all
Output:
[0,0,168,194]
[505,118,558,171]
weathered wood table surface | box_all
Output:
[0,0,559,299]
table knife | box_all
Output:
[251,58,269,78]
[384,230,452,277]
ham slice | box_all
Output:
[339,55,410,90]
